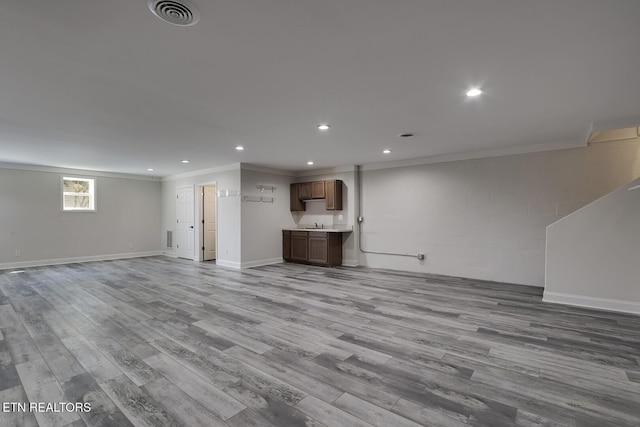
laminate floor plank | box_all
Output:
[1,257,640,426]
[143,352,246,420]
[60,373,133,427]
[225,345,344,403]
[0,385,39,427]
[141,378,228,427]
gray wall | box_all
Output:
[0,166,161,268]
[358,138,640,286]
[240,167,296,267]
[545,176,640,314]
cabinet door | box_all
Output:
[308,232,328,265]
[290,232,308,261]
[325,180,343,210]
[311,181,325,199]
[282,231,291,261]
[290,184,305,211]
[327,233,343,266]
[298,182,312,200]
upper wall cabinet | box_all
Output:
[290,180,343,211]
[290,183,305,211]
[298,182,312,201]
[325,180,342,210]
[311,181,325,199]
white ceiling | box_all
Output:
[1,0,639,176]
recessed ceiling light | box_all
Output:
[383,149,392,154]
[466,88,483,97]
[235,145,244,151]
[399,133,414,138]
[181,160,190,163]
[307,161,314,166]
[317,124,330,131]
[147,168,154,172]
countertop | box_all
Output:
[283,226,353,233]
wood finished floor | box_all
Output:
[1,257,640,427]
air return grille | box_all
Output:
[148,0,200,26]
[166,231,173,248]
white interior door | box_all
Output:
[203,185,217,261]
[176,186,195,259]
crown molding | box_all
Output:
[294,165,357,177]
[359,139,585,172]
[240,163,294,176]
[0,162,161,181]
[162,163,241,181]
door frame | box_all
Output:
[195,181,218,262]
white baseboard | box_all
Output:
[342,259,359,267]
[0,251,163,271]
[215,259,241,269]
[241,258,283,269]
[543,291,640,315]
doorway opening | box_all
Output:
[198,184,217,262]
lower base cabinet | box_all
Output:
[282,230,291,261]
[283,230,343,266]
[290,231,309,262]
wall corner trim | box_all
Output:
[542,291,640,315]
[241,258,284,269]
[215,259,242,269]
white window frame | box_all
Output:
[61,176,97,212]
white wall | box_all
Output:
[358,138,640,286]
[161,165,241,268]
[240,166,296,267]
[294,168,358,266]
[544,177,640,314]
[0,166,161,268]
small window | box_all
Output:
[62,176,96,212]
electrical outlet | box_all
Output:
[15,250,21,257]
[338,214,343,221]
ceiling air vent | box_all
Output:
[148,0,200,26]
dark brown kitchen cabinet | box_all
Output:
[298,182,312,200]
[282,230,291,261]
[289,179,343,211]
[311,181,325,199]
[283,230,343,266]
[290,184,305,211]
[290,231,309,262]
[308,232,328,264]
[325,179,343,210]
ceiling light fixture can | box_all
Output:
[235,146,244,151]
[466,88,483,97]
[317,124,330,131]
[307,161,314,165]
[181,160,190,163]
[383,149,392,154]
